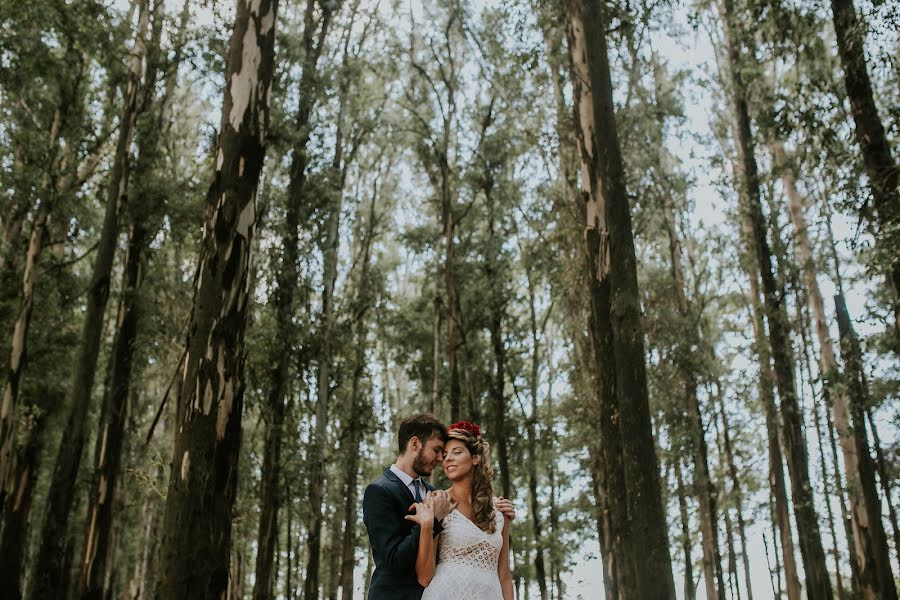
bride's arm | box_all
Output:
[498,514,514,599]
[405,498,438,587]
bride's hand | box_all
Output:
[405,499,435,527]
[427,489,454,520]
[495,496,516,521]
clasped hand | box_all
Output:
[407,489,455,526]
[406,495,435,527]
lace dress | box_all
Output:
[421,503,505,600]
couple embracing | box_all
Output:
[363,413,516,599]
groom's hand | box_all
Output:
[495,496,516,521]
[427,490,454,521]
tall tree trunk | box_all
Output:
[825,384,862,593]
[78,219,148,600]
[254,4,331,599]
[303,148,343,600]
[565,2,676,596]
[713,384,754,600]
[775,139,895,598]
[867,410,900,569]
[829,0,900,332]
[661,191,725,600]
[155,0,278,597]
[29,6,150,597]
[564,1,657,596]
[746,259,802,600]
[809,345,848,600]
[338,173,379,600]
[719,0,832,595]
[443,195,462,423]
[524,274,548,600]
[478,107,511,499]
[431,291,441,414]
[78,2,180,594]
[674,458,696,600]
[0,40,85,540]
[834,296,898,598]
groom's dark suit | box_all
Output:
[363,467,441,600]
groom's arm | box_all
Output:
[363,484,420,573]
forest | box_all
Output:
[0,0,897,598]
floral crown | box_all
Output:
[449,421,481,437]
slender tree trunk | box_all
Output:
[29,6,150,596]
[867,410,900,569]
[720,0,832,594]
[0,200,51,499]
[809,347,847,600]
[286,498,293,600]
[303,150,344,600]
[339,181,378,600]
[763,530,781,600]
[78,219,148,600]
[661,191,725,600]
[431,292,441,414]
[78,2,178,594]
[443,194,462,423]
[834,296,898,598]
[746,260,801,600]
[0,45,84,536]
[825,388,862,593]
[830,0,900,332]
[713,384,753,600]
[155,0,279,597]
[477,112,511,498]
[523,275,548,600]
[775,139,894,598]
[674,458,696,600]
[255,5,331,598]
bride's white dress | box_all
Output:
[421,503,505,600]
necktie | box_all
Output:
[413,479,423,502]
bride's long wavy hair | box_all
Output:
[447,427,496,534]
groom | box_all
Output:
[363,413,513,599]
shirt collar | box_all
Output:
[390,464,420,487]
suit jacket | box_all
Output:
[364,467,441,600]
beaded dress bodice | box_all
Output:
[421,504,504,599]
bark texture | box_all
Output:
[156,0,278,597]
[565,0,675,597]
[830,0,900,332]
[834,296,898,599]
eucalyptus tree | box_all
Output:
[28,3,153,595]
[156,0,280,597]
[829,0,900,335]
[77,1,193,597]
[717,0,832,595]
[254,1,335,597]
[563,0,676,596]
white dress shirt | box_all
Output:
[390,464,425,500]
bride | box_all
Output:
[405,421,514,600]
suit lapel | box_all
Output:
[383,466,415,504]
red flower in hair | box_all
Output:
[449,421,481,437]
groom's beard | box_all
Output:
[412,448,433,477]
